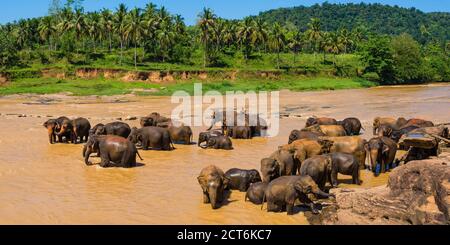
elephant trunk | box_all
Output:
[84,148,92,165]
[82,144,87,157]
[314,189,331,199]
[209,190,219,209]
[47,127,54,144]
[373,127,377,136]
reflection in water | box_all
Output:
[0,84,449,224]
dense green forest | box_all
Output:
[0,1,449,88]
[256,2,450,44]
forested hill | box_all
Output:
[256,2,449,43]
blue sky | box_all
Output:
[1,0,449,25]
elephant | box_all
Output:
[43,119,59,144]
[128,126,175,151]
[199,135,233,150]
[90,122,131,138]
[365,136,398,176]
[198,130,223,146]
[319,136,367,170]
[197,165,230,209]
[260,149,298,183]
[337,117,363,136]
[83,135,143,168]
[305,117,338,127]
[227,126,252,139]
[302,124,347,137]
[140,112,172,128]
[372,117,407,135]
[168,125,193,145]
[288,130,325,144]
[403,118,434,128]
[377,124,394,138]
[56,117,75,143]
[245,182,268,204]
[327,152,361,187]
[299,155,331,191]
[279,138,334,165]
[70,117,91,143]
[262,175,332,215]
[224,168,262,192]
[206,108,267,136]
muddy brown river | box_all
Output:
[0,84,449,224]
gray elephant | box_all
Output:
[140,112,172,128]
[90,122,131,138]
[288,130,325,144]
[299,155,331,191]
[305,117,338,127]
[198,130,223,146]
[327,152,361,187]
[83,135,143,168]
[168,125,193,145]
[227,126,252,139]
[43,119,59,144]
[128,126,175,151]
[197,165,230,209]
[245,182,268,204]
[262,175,332,215]
[260,149,297,183]
[337,117,363,136]
[224,168,261,192]
[365,136,398,176]
[199,135,233,150]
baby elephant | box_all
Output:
[327,152,361,187]
[197,165,230,209]
[199,135,233,150]
[225,168,262,192]
[263,175,332,215]
[245,182,268,204]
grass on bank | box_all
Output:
[0,77,376,96]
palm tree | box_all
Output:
[254,17,269,52]
[142,3,159,58]
[72,8,86,53]
[100,9,113,52]
[156,22,175,62]
[325,32,343,65]
[269,23,286,69]
[114,3,128,65]
[125,7,145,69]
[288,30,303,64]
[237,17,257,60]
[87,12,101,52]
[198,8,216,67]
[15,20,31,49]
[339,28,353,53]
[38,16,55,50]
[306,18,322,61]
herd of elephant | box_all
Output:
[198,115,447,215]
[43,113,446,215]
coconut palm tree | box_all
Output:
[14,20,31,49]
[237,17,257,60]
[254,17,269,53]
[288,30,303,64]
[156,22,175,62]
[114,3,128,65]
[125,7,145,69]
[86,12,101,52]
[339,28,353,53]
[269,22,286,69]
[306,18,322,61]
[142,3,159,57]
[72,8,86,53]
[38,16,55,50]
[198,8,216,67]
[325,32,343,65]
[100,9,113,52]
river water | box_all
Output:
[0,84,449,224]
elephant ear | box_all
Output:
[197,176,208,192]
[222,175,230,189]
[382,144,390,155]
[208,138,217,146]
[294,181,311,194]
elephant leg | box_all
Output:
[239,182,248,192]
[330,169,338,187]
[353,166,361,185]
[267,201,280,212]
[99,152,110,168]
[142,139,149,150]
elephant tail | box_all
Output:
[136,150,144,161]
